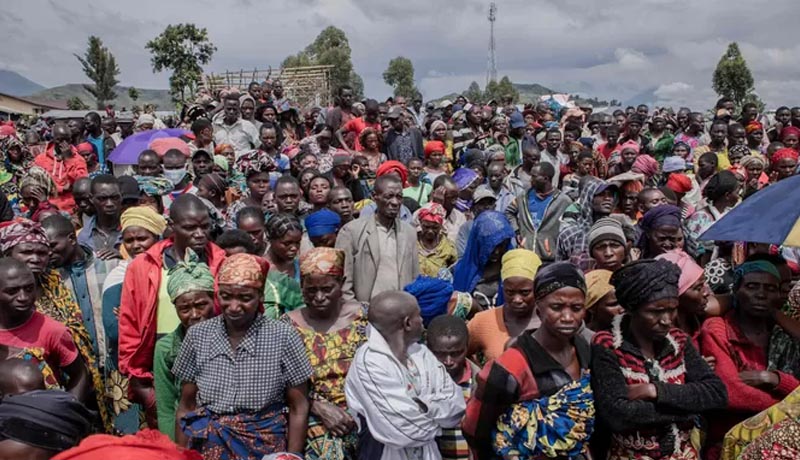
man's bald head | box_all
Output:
[368,291,422,343]
[52,122,71,141]
[0,358,45,397]
[73,177,92,195]
[170,193,208,222]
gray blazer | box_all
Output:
[335,216,419,302]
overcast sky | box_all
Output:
[2,0,799,108]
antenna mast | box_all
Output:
[486,2,497,86]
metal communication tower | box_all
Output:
[486,2,497,86]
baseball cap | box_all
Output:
[473,185,497,204]
[509,112,526,129]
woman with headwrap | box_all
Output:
[465,262,593,460]
[631,153,661,186]
[780,126,800,151]
[134,175,173,215]
[240,94,259,129]
[745,120,766,156]
[453,211,515,311]
[701,260,800,459]
[0,390,93,459]
[2,136,34,186]
[684,170,740,263]
[153,249,215,441]
[19,166,58,219]
[0,218,111,431]
[607,141,640,177]
[174,253,312,459]
[771,147,799,182]
[414,202,457,277]
[656,250,713,345]
[281,247,366,460]
[427,119,454,167]
[466,249,542,363]
[636,203,685,259]
[423,140,447,183]
[452,167,480,213]
[196,173,233,228]
[592,259,727,460]
[228,148,277,224]
[101,205,167,434]
[740,155,769,198]
[583,269,622,337]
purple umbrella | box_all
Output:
[107,128,190,165]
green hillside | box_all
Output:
[29,84,174,111]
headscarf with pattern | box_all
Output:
[0,218,49,253]
[217,253,268,289]
[166,249,215,302]
[299,247,345,277]
[234,149,277,178]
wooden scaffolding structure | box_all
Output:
[200,65,335,107]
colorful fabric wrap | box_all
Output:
[533,262,587,299]
[424,140,446,158]
[217,253,268,289]
[299,247,345,277]
[0,217,48,253]
[166,249,215,302]
[134,175,173,197]
[415,202,447,227]
[120,205,167,236]
[500,248,542,281]
[663,155,687,173]
[234,149,277,178]
[213,155,229,172]
[304,208,341,238]
[733,260,781,290]
[180,405,286,460]
[452,167,479,191]
[403,275,454,327]
[666,173,693,194]
[493,371,595,459]
[631,154,659,177]
[52,429,202,460]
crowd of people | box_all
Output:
[1,80,800,460]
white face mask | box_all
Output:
[164,167,188,186]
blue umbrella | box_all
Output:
[700,174,800,246]
[107,128,190,165]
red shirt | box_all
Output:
[700,313,800,451]
[0,311,79,372]
[33,143,88,212]
[597,142,621,160]
[343,117,381,151]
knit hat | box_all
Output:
[588,217,626,251]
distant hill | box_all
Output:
[624,87,658,107]
[0,70,45,96]
[29,84,175,111]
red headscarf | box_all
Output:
[666,173,693,194]
[76,142,94,154]
[780,126,800,141]
[416,202,446,226]
[631,154,659,177]
[424,141,446,158]
[376,160,408,186]
[771,147,799,165]
[745,120,763,135]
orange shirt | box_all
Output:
[467,307,510,362]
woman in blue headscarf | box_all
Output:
[453,211,515,309]
[452,168,481,212]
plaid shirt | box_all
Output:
[173,314,312,414]
[437,360,481,460]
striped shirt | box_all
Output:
[437,360,481,460]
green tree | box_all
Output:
[464,81,482,103]
[146,24,216,105]
[383,56,418,99]
[496,76,519,103]
[712,42,756,109]
[483,79,500,102]
[282,26,364,98]
[67,96,89,110]
[127,87,140,102]
[74,36,119,109]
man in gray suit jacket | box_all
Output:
[336,175,419,302]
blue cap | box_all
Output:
[509,112,526,129]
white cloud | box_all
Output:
[614,48,649,69]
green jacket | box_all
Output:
[153,327,185,441]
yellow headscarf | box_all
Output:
[500,248,542,281]
[120,205,167,237]
[584,269,614,310]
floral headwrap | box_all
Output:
[414,202,447,227]
[234,149,277,178]
[134,175,173,197]
[0,218,49,253]
[217,253,268,289]
[299,247,345,277]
